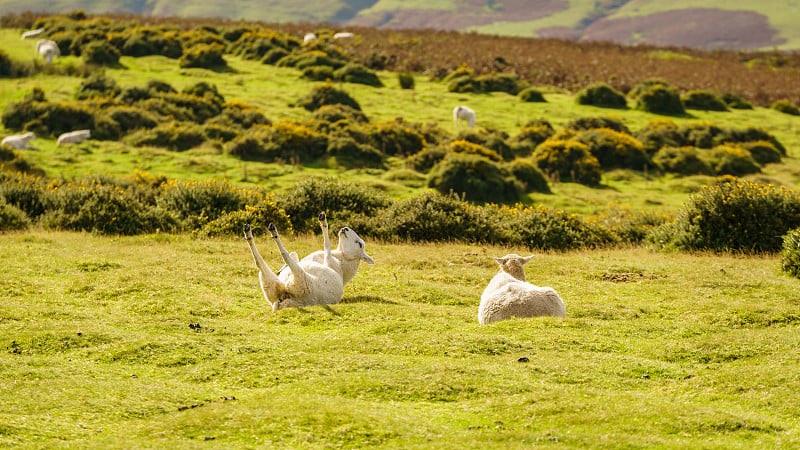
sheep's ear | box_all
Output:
[493,257,506,265]
[361,251,375,265]
[521,255,534,265]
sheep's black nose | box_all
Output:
[268,223,276,232]
[243,224,251,232]
[318,212,326,221]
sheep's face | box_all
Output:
[337,227,374,264]
[22,132,35,140]
[494,254,533,281]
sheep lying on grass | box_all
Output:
[244,213,373,310]
[333,32,354,39]
[35,39,60,63]
[478,254,566,324]
[1,132,36,150]
[303,32,317,44]
[453,105,476,128]
[57,129,91,146]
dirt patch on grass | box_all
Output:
[601,272,666,283]
[582,8,786,50]
[350,0,567,29]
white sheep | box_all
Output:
[35,39,60,64]
[57,129,91,146]
[21,28,44,40]
[303,32,317,44]
[333,32,354,39]
[453,105,476,128]
[244,213,374,310]
[478,254,566,325]
[1,132,36,150]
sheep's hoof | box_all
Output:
[243,224,251,233]
[268,223,278,237]
[318,212,326,221]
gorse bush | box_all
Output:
[333,63,383,87]
[781,228,800,278]
[498,204,617,250]
[652,146,713,175]
[127,122,206,151]
[302,65,335,81]
[572,128,650,171]
[0,197,29,232]
[83,40,121,65]
[721,93,753,110]
[703,144,760,176]
[360,120,425,156]
[742,141,782,165]
[296,83,361,111]
[564,116,630,134]
[682,90,728,111]
[262,121,329,163]
[158,179,259,229]
[179,43,226,69]
[40,179,177,235]
[76,74,121,100]
[771,100,800,116]
[277,177,390,233]
[327,137,384,168]
[197,199,292,238]
[518,87,546,102]
[576,83,627,109]
[398,72,415,89]
[533,140,603,186]
[428,153,522,204]
[631,80,685,115]
[635,119,683,155]
[650,179,800,252]
[510,125,554,157]
[448,139,502,162]
[507,158,550,193]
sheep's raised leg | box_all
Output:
[244,224,282,307]
[319,212,333,267]
[268,223,310,297]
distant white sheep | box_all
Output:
[21,28,44,39]
[453,105,476,128]
[333,32,354,39]
[303,32,317,44]
[478,254,566,325]
[57,129,91,146]
[244,213,374,311]
[1,132,36,150]
[35,39,60,64]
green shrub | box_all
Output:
[635,119,683,155]
[210,101,270,129]
[334,63,383,87]
[572,128,650,170]
[105,106,158,133]
[302,65,335,81]
[41,180,176,235]
[742,141,782,165]
[117,28,182,58]
[510,125,554,157]
[1,99,96,137]
[0,146,45,176]
[781,228,800,278]
[0,197,30,232]
[771,100,800,116]
[377,191,501,244]
[564,116,630,134]
[398,72,415,89]
[127,122,206,151]
[631,81,685,115]
[722,126,786,155]
[499,204,617,250]
[428,153,522,204]
[225,134,268,160]
[507,158,550,193]
[448,139,502,162]
[446,73,527,95]
[203,122,239,142]
[652,146,712,175]
[702,144,760,176]
[576,83,627,109]
[277,50,346,70]
[327,137,384,168]
[179,43,226,69]
[361,120,425,156]
[296,83,361,111]
[158,179,258,229]
[679,122,726,148]
[649,179,800,252]
[277,177,390,233]
[721,93,753,110]
[590,204,673,244]
[0,50,14,77]
[311,104,368,124]
[0,171,47,217]
[197,198,293,238]
[518,87,546,102]
[228,29,299,61]
[407,147,447,173]
[533,140,603,186]
[261,121,328,162]
[682,90,728,111]
[75,74,121,100]
[82,40,121,65]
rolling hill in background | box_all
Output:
[1,0,799,51]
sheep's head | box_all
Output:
[337,227,374,264]
[23,132,36,140]
[493,254,533,281]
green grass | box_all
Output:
[1,231,799,447]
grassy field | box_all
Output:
[2,27,800,216]
[1,231,799,447]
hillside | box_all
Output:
[2,0,800,50]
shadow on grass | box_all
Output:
[341,295,396,305]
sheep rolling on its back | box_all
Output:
[478,254,566,324]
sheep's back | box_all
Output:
[479,279,566,324]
